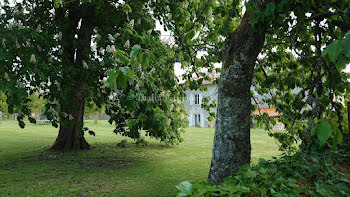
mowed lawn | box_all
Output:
[0,120,280,197]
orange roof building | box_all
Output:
[253,108,280,117]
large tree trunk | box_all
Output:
[51,4,94,150]
[51,84,90,150]
[208,13,267,184]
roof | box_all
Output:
[253,108,280,117]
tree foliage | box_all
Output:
[0,91,7,114]
[252,0,350,152]
[0,0,195,145]
[167,0,350,188]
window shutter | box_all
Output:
[189,93,193,105]
[199,93,203,105]
[188,114,193,126]
[201,113,205,127]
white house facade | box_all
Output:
[184,84,218,128]
[184,81,286,130]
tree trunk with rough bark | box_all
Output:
[51,84,90,150]
[208,13,267,184]
[51,5,94,150]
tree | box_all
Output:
[146,0,350,186]
[28,93,46,114]
[206,0,350,184]
[207,13,267,184]
[0,0,188,150]
[84,101,102,119]
[0,92,7,114]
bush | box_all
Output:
[177,147,350,196]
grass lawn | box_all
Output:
[0,120,280,197]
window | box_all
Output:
[194,94,200,105]
[194,114,201,126]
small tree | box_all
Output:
[0,92,7,114]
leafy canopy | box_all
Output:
[0,0,215,144]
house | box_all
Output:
[185,81,218,128]
[184,72,285,130]
[252,107,285,130]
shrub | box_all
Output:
[177,147,350,196]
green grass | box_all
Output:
[0,120,280,197]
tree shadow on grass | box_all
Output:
[1,141,173,172]
[0,142,186,197]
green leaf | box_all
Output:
[336,54,349,69]
[53,0,61,8]
[8,104,14,114]
[322,40,342,62]
[265,2,276,17]
[332,129,343,148]
[130,45,141,59]
[28,117,36,124]
[107,70,116,87]
[184,30,196,43]
[149,52,156,61]
[88,130,96,136]
[122,4,132,13]
[115,50,130,65]
[52,121,58,128]
[311,124,317,136]
[317,121,332,145]
[246,169,258,178]
[128,119,139,128]
[176,181,193,196]
[315,183,335,196]
[220,180,239,193]
[19,121,25,128]
[120,67,129,76]
[342,31,350,58]
[125,28,134,35]
[141,53,150,67]
[116,72,127,89]
[127,70,134,78]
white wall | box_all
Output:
[184,85,218,128]
[184,85,291,128]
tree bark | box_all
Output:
[51,84,90,150]
[208,13,267,184]
[51,4,95,150]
